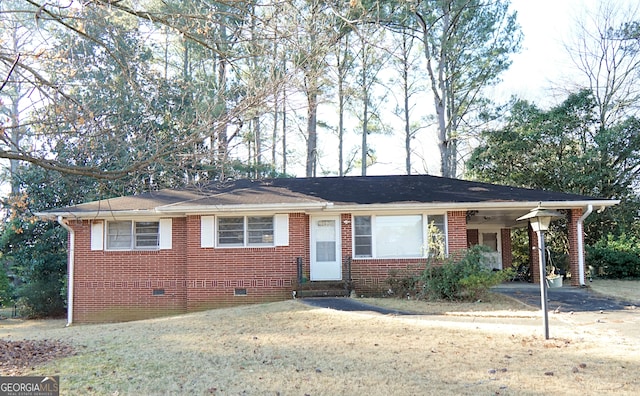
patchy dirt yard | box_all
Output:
[1,282,639,394]
[0,337,75,376]
[1,293,640,395]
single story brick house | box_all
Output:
[39,175,618,323]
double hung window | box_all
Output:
[217,216,274,247]
[106,221,159,250]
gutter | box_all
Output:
[156,202,330,214]
[319,200,620,213]
[576,205,593,286]
[57,216,74,326]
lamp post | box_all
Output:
[517,206,563,339]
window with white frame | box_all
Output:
[353,214,447,258]
[217,216,274,247]
[106,221,160,250]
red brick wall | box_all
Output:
[69,210,475,322]
[70,214,311,323]
[185,213,308,311]
[341,213,353,281]
[69,219,188,323]
[447,211,468,256]
[529,223,542,284]
[501,228,513,269]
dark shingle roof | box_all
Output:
[199,175,601,205]
[43,174,612,216]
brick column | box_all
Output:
[447,211,468,258]
[501,228,513,270]
[529,222,541,284]
[567,208,583,286]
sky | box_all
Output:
[495,0,587,104]
[364,0,614,177]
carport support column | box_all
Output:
[529,223,541,284]
[501,228,512,269]
[567,208,583,286]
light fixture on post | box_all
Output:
[517,205,563,340]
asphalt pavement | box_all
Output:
[492,281,637,312]
[299,297,417,315]
[299,282,638,314]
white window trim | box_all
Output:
[351,213,448,259]
[91,220,104,251]
[201,216,215,248]
[206,214,288,249]
[98,218,172,251]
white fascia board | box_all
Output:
[155,202,329,214]
[35,210,178,221]
[38,199,620,219]
[319,200,620,213]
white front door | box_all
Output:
[310,216,342,281]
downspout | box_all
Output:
[57,216,74,326]
[576,205,593,286]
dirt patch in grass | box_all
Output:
[0,338,75,376]
[1,298,639,395]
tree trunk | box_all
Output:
[306,89,318,177]
[361,45,368,177]
[402,36,411,175]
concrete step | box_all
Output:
[295,280,351,298]
[296,288,350,298]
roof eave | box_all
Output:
[35,209,164,220]
[321,199,620,212]
[156,202,330,214]
[37,199,619,220]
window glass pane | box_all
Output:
[218,217,244,245]
[375,215,423,258]
[427,215,446,258]
[107,221,132,250]
[248,216,274,245]
[316,241,336,261]
[315,219,336,261]
[135,221,159,248]
[354,216,372,257]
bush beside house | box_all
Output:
[587,234,640,279]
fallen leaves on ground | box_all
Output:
[0,339,74,376]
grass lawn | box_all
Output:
[1,284,639,395]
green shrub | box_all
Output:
[1,219,68,318]
[17,278,66,318]
[420,245,512,301]
[386,267,421,298]
[587,233,640,279]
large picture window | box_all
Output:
[217,216,274,247]
[106,221,159,250]
[353,214,447,258]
